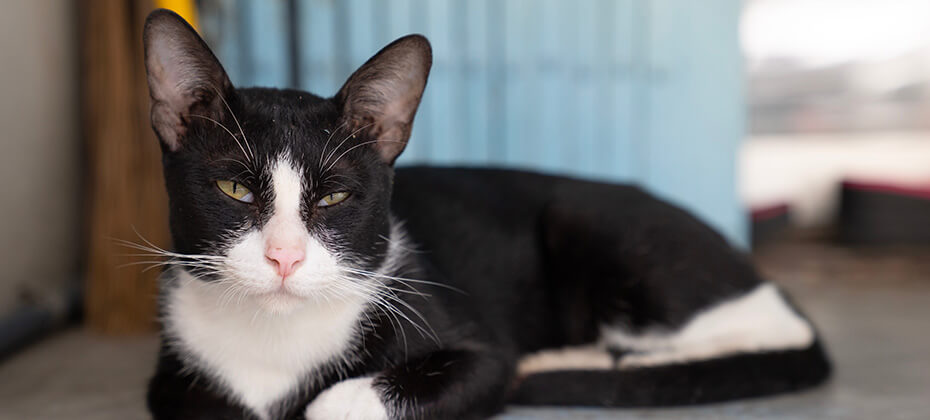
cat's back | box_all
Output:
[392,166,683,229]
[391,165,747,289]
[393,166,646,212]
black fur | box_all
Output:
[143,9,830,420]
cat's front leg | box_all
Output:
[305,349,513,420]
[305,377,389,420]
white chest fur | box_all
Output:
[164,270,369,419]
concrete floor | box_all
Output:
[1,237,928,419]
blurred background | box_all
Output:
[0,0,928,419]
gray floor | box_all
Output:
[1,238,929,419]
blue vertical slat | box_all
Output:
[425,0,456,164]
[449,0,470,161]
[297,0,339,96]
[383,0,412,39]
[536,0,562,172]
[592,0,612,177]
[631,0,652,180]
[200,0,245,85]
[485,0,507,164]
[462,0,490,162]
[514,1,541,169]
[604,0,636,180]
[344,0,377,67]
[555,0,581,175]
[572,0,598,179]
[243,0,291,87]
[502,0,529,167]
[643,0,746,244]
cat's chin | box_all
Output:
[255,290,308,315]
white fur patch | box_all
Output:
[305,377,389,420]
[263,158,306,258]
[604,283,815,367]
[518,283,814,374]
[165,270,370,419]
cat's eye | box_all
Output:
[216,180,254,203]
[318,191,350,207]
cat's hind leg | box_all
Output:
[513,282,830,406]
[516,190,830,405]
[517,281,817,371]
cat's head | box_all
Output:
[142,10,430,314]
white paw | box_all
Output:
[305,377,389,420]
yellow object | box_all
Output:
[155,0,199,30]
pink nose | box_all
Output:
[265,246,305,278]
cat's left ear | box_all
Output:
[336,35,432,165]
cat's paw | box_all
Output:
[305,377,389,420]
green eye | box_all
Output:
[318,191,350,207]
[217,180,254,203]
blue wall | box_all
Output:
[199,0,747,245]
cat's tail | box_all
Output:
[509,339,831,406]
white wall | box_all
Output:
[0,1,80,312]
[740,132,930,227]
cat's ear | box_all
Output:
[143,9,233,151]
[336,35,432,165]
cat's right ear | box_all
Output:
[336,35,432,165]
[143,9,233,151]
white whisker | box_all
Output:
[324,138,405,174]
[318,121,349,171]
[189,114,254,170]
[343,267,467,295]
[320,123,374,172]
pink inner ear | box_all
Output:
[343,79,425,164]
[372,115,412,163]
[150,101,184,151]
[147,45,195,150]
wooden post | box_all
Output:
[81,0,170,334]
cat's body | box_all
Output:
[142,10,829,420]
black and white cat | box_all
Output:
[142,10,830,420]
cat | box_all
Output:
[142,9,830,420]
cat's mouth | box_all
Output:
[256,283,306,300]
